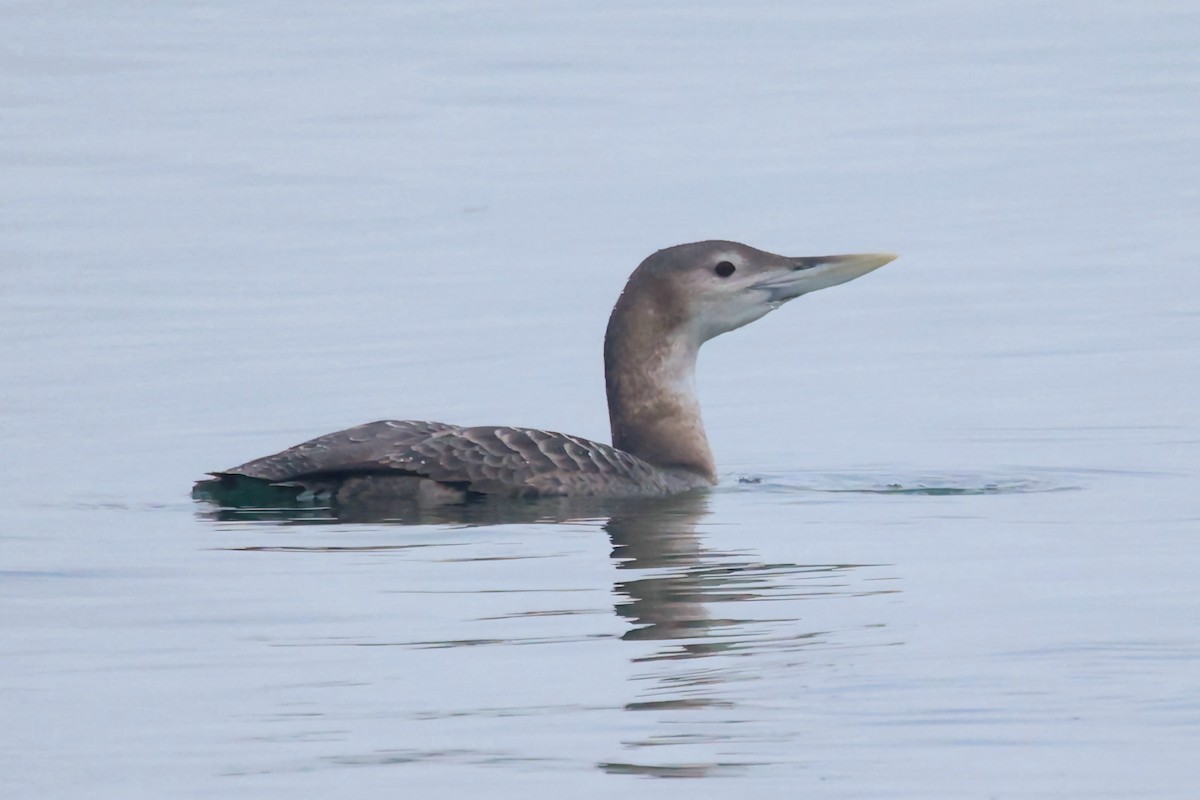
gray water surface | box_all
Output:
[3,1,1199,797]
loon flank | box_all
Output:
[195,241,895,503]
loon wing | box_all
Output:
[210,419,687,498]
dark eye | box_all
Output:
[714,261,736,278]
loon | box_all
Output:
[195,241,895,505]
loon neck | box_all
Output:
[603,276,715,483]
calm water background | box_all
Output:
[3,1,1198,797]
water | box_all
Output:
[3,0,1199,797]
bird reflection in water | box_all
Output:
[195,490,899,778]
[602,492,900,778]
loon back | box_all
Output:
[201,420,702,501]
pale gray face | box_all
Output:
[651,240,897,342]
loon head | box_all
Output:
[630,240,897,343]
[602,239,896,482]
